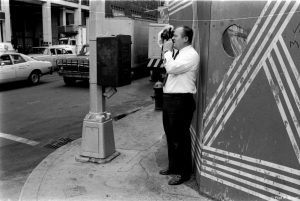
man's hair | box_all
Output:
[180,26,193,44]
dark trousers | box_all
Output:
[162,93,195,177]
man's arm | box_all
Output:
[164,51,199,75]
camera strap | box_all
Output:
[160,44,164,60]
[163,50,179,86]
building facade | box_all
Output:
[0,0,161,54]
[0,0,89,53]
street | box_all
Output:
[0,73,154,201]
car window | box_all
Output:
[66,50,73,54]
[56,49,63,55]
[71,40,76,45]
[50,49,56,55]
[0,55,12,65]
[61,49,67,54]
[44,48,49,55]
[11,54,26,64]
[21,54,34,61]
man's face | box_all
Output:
[172,27,186,50]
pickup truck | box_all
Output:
[57,44,89,85]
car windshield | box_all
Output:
[21,54,35,61]
[79,46,89,56]
[32,48,48,55]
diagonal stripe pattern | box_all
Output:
[167,0,193,16]
[190,128,300,201]
[202,1,300,160]
[189,1,300,200]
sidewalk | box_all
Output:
[19,104,211,201]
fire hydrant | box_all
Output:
[153,81,163,110]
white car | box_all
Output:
[28,46,75,71]
[0,52,53,85]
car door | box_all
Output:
[12,54,31,80]
[49,48,57,67]
[54,48,64,69]
[0,54,16,83]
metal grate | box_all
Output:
[44,137,74,149]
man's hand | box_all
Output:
[163,39,173,53]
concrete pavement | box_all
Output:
[19,104,211,201]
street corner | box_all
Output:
[113,105,164,151]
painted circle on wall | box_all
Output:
[222,24,248,58]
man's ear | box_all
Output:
[183,36,189,43]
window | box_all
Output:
[222,24,248,58]
[11,54,26,64]
[0,55,12,65]
[66,12,74,25]
[56,49,63,55]
[61,49,67,54]
[50,49,56,55]
[70,40,76,45]
[111,5,125,17]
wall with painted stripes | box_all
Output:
[168,0,300,200]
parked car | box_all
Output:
[0,52,52,85]
[28,45,75,71]
[57,44,89,85]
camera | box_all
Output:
[160,27,174,41]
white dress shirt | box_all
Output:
[163,45,200,94]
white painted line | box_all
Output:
[191,140,271,201]
[147,59,154,67]
[263,62,300,165]
[203,0,278,121]
[169,1,192,16]
[204,1,299,145]
[167,0,180,9]
[269,52,300,140]
[279,36,300,92]
[191,136,275,201]
[191,135,282,201]
[247,0,272,43]
[203,152,300,191]
[204,61,263,145]
[204,146,300,176]
[201,171,283,201]
[202,165,300,201]
[0,132,39,146]
[169,0,189,12]
[204,0,283,129]
[203,159,300,199]
[193,131,300,194]
[154,59,160,67]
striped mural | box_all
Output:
[168,0,300,200]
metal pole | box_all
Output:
[76,0,119,164]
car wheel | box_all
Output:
[63,77,76,85]
[28,71,41,85]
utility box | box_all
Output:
[97,35,131,87]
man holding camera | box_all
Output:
[159,26,200,185]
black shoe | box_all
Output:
[168,175,190,185]
[159,169,175,175]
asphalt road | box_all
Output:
[0,73,154,201]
